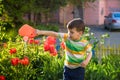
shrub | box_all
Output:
[85,54,120,80]
[35,24,59,32]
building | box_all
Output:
[59,0,120,25]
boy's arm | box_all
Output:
[36,29,58,37]
[80,52,92,68]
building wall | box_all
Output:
[59,4,73,26]
[105,0,120,15]
[59,0,120,25]
[84,0,99,25]
[99,0,120,25]
[99,0,106,25]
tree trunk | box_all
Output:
[44,13,49,25]
[28,12,31,22]
[33,13,35,26]
[36,13,41,25]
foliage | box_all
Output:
[0,0,14,42]
[40,53,64,80]
[35,24,59,32]
[0,24,119,80]
[67,0,96,6]
[2,0,67,27]
[2,0,28,27]
[84,27,109,49]
[1,0,119,79]
[0,35,65,80]
[0,35,120,80]
[85,54,120,80]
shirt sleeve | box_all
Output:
[58,33,68,41]
[85,44,92,54]
[58,33,64,38]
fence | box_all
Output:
[95,44,120,62]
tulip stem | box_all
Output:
[24,41,27,54]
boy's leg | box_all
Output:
[69,67,85,80]
[63,66,71,80]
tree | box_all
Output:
[0,0,14,42]
[32,0,67,25]
[2,0,30,27]
[2,0,67,27]
[67,0,96,20]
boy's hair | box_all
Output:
[67,18,85,32]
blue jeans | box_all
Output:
[63,66,85,80]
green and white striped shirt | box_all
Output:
[58,33,92,69]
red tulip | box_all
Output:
[44,36,58,56]
[50,49,57,56]
[11,58,20,66]
[28,38,34,44]
[44,42,50,51]
[28,38,40,45]
[49,45,55,53]
[60,41,65,50]
[46,36,56,44]
[34,40,40,44]
[19,57,29,66]
[0,75,5,80]
[9,48,17,54]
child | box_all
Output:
[36,18,92,80]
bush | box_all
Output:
[35,24,59,32]
[85,54,120,80]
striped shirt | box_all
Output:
[58,33,92,69]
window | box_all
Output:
[113,13,120,18]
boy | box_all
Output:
[36,18,92,80]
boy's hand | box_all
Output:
[80,52,92,68]
[35,29,39,35]
[80,60,88,68]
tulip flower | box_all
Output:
[34,40,40,44]
[60,41,65,50]
[49,45,55,53]
[28,38,40,45]
[46,36,56,45]
[19,56,29,66]
[44,42,50,51]
[11,58,20,66]
[50,49,57,56]
[28,38,34,44]
[43,36,58,56]
[0,75,5,80]
[9,48,17,54]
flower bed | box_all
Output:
[0,36,65,80]
[0,35,120,80]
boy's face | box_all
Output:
[68,28,83,41]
